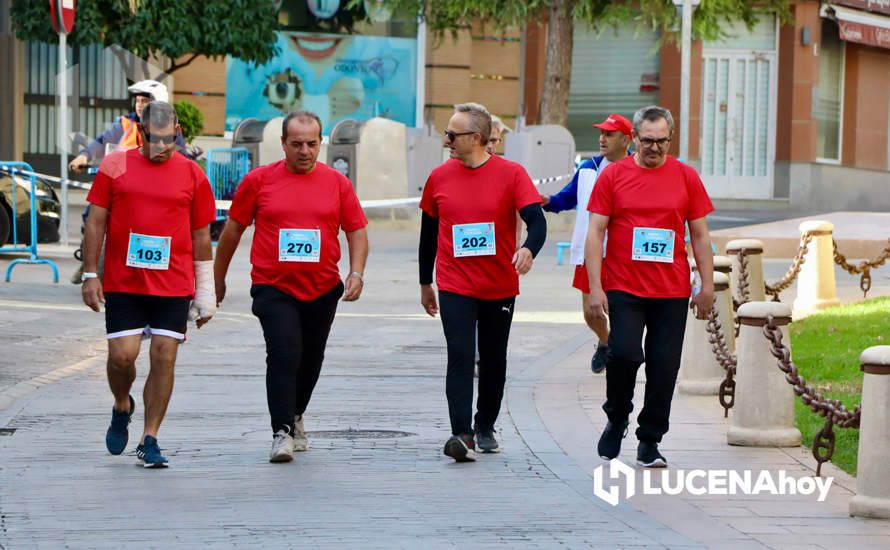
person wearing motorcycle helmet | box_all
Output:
[68,79,186,173]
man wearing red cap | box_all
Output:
[541,113,632,374]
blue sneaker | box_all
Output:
[105,395,135,455]
[136,436,169,468]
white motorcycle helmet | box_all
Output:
[127,79,169,103]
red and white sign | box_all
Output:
[49,0,76,34]
[838,19,890,48]
[832,0,890,17]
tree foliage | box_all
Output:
[173,100,204,143]
[10,0,281,74]
[351,0,791,42]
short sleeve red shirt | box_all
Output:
[419,155,541,300]
[227,160,368,301]
[587,155,713,298]
[86,148,216,297]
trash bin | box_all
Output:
[327,119,365,184]
[406,126,442,195]
[504,125,575,189]
[231,118,267,170]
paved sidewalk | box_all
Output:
[1,224,889,547]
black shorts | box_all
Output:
[104,292,190,341]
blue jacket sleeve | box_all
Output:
[82,119,125,162]
[543,171,579,213]
[543,159,599,213]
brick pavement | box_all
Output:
[1,225,889,547]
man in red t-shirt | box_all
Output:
[214,110,368,464]
[82,101,217,468]
[419,103,546,462]
[585,105,714,468]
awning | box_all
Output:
[821,3,890,49]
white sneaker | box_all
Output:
[269,429,294,463]
[293,415,309,452]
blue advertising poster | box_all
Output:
[226,31,417,133]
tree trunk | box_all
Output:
[540,0,574,126]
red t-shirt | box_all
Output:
[419,155,541,300]
[87,148,216,297]
[587,155,713,298]
[228,160,368,301]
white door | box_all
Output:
[700,51,776,199]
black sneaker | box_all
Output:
[636,440,667,468]
[475,428,500,453]
[105,395,135,455]
[590,344,608,374]
[597,420,628,460]
[443,434,477,462]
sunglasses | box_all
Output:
[488,137,502,145]
[145,132,177,145]
[444,129,477,142]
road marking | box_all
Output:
[0,355,105,420]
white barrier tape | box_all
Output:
[212,173,572,212]
[215,195,421,212]
[532,173,572,187]
[0,166,93,191]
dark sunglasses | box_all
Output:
[444,129,477,142]
[145,132,177,145]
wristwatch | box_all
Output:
[348,271,364,284]
[81,272,98,282]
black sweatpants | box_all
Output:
[438,290,515,436]
[251,283,343,434]
[603,290,689,444]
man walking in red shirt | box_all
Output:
[419,103,546,462]
[585,105,714,468]
[82,101,217,468]
[214,110,368,463]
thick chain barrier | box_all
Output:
[732,250,750,337]
[705,308,737,417]
[764,233,812,301]
[761,315,861,476]
[833,237,890,298]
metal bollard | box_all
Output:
[726,301,801,447]
[725,239,765,303]
[849,346,890,519]
[792,220,840,318]
[679,271,732,395]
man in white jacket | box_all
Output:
[541,113,632,373]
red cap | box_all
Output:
[593,114,632,138]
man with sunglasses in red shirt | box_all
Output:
[82,101,217,468]
[419,103,546,462]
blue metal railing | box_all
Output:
[0,162,60,282]
[205,148,250,224]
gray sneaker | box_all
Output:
[475,428,501,453]
[293,415,308,452]
[269,429,294,463]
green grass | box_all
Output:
[788,296,890,475]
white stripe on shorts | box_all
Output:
[149,327,186,341]
[106,327,147,340]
